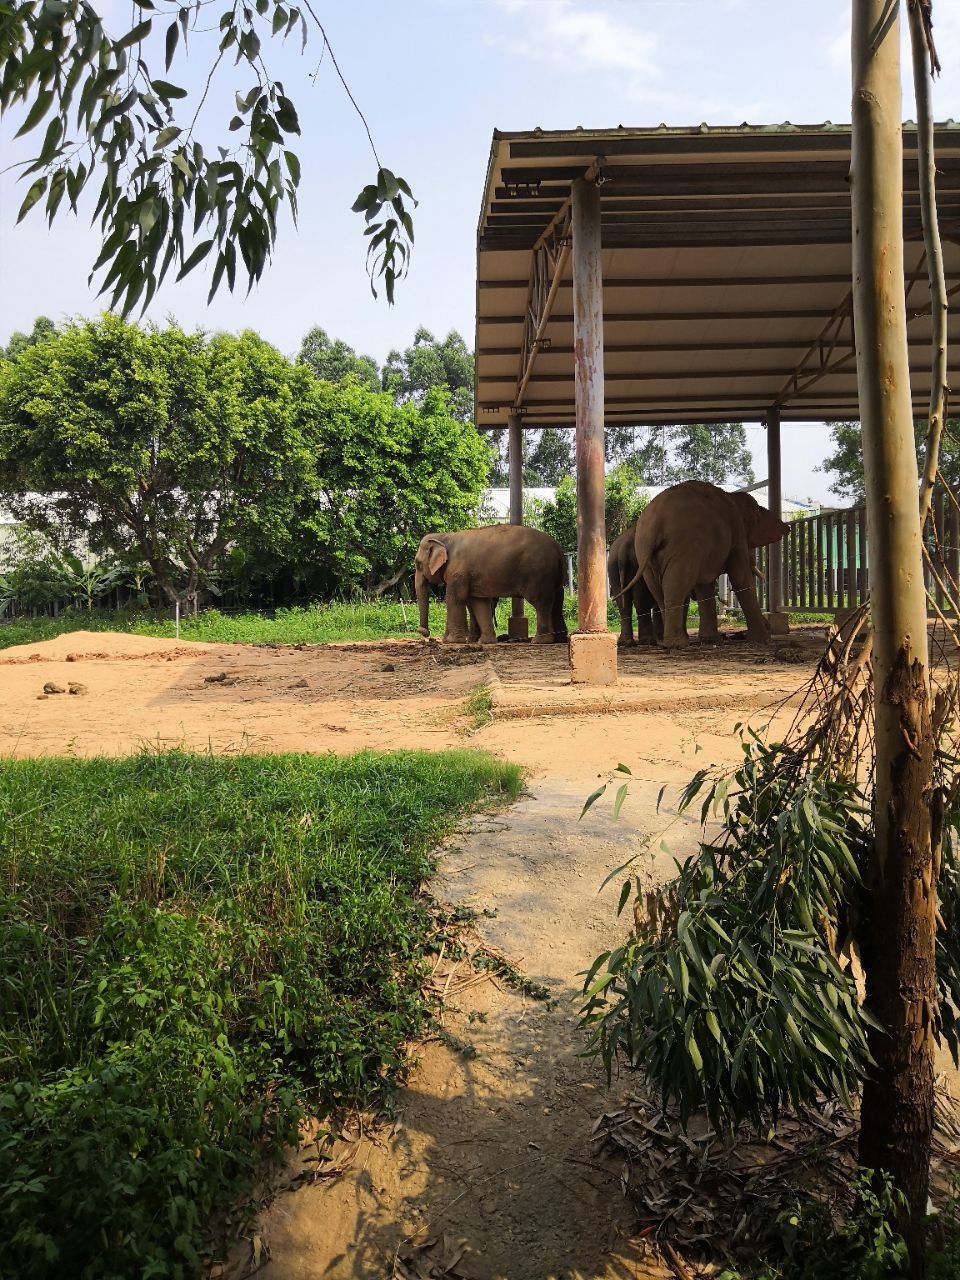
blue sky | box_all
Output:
[2,0,959,502]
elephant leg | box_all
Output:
[531,597,556,644]
[696,584,720,643]
[617,593,637,647]
[467,602,481,642]
[469,597,498,646]
[633,588,652,645]
[552,588,568,640]
[442,579,470,643]
[728,551,771,643]
[659,565,692,648]
[652,605,664,645]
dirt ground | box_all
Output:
[0,626,895,1279]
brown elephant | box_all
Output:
[607,523,662,646]
[415,525,566,645]
[620,481,789,648]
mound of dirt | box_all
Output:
[0,629,218,664]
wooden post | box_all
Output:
[507,412,529,640]
[569,174,616,684]
[765,406,788,632]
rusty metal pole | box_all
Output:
[570,174,616,683]
[507,412,529,639]
[765,406,788,633]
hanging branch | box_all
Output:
[909,0,949,526]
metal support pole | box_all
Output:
[507,413,527,636]
[766,406,784,617]
[572,176,607,635]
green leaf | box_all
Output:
[115,17,153,49]
[612,783,629,820]
[15,89,54,138]
[17,176,48,222]
[165,20,179,70]
[176,239,214,280]
[283,150,301,185]
[153,125,181,149]
[617,879,631,915]
[151,80,188,100]
[616,763,632,775]
[580,784,606,819]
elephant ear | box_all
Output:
[426,539,448,577]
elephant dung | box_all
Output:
[42,682,66,694]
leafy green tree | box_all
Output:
[667,423,755,487]
[538,475,577,551]
[382,328,475,423]
[820,419,960,502]
[605,424,668,480]
[297,327,379,390]
[524,428,573,485]
[2,1,414,311]
[1,317,57,362]
[291,382,490,596]
[537,467,646,552]
[0,315,321,609]
[603,423,753,486]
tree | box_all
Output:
[852,2,938,1270]
[382,328,475,423]
[604,422,754,487]
[524,428,573,485]
[537,467,646,553]
[668,423,755,487]
[285,382,490,597]
[297,327,379,390]
[1,317,57,362]
[821,418,960,502]
[605,423,668,480]
[0,315,321,609]
[1,1,414,311]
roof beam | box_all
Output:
[480,307,845,326]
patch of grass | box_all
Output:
[462,682,493,729]
[0,749,522,1277]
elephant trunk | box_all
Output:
[415,569,431,637]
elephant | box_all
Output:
[619,481,790,648]
[415,525,567,646]
[607,523,662,646]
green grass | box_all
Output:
[0,597,833,655]
[462,681,493,729]
[0,749,522,1277]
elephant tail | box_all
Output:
[614,527,657,602]
[614,549,652,602]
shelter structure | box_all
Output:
[474,122,960,683]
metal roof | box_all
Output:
[474,122,960,429]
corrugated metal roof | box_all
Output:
[475,122,960,429]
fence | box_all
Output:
[737,485,960,617]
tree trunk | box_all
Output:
[851,3,937,1274]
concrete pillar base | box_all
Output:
[507,615,530,641]
[766,611,791,636]
[569,632,618,686]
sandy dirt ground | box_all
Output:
[0,626,887,1279]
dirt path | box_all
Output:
[253,777,694,1280]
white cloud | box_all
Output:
[492,0,659,79]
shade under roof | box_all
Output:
[474,122,960,429]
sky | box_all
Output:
[2,0,959,503]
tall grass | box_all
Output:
[1,596,831,654]
[0,749,522,1277]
